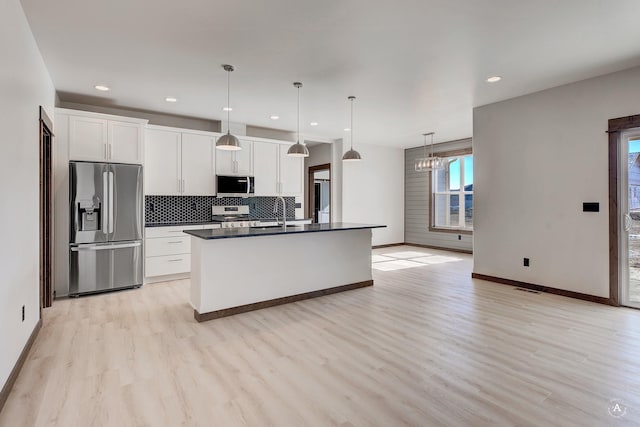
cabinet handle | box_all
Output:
[182,179,185,193]
[167,258,183,262]
[167,241,182,244]
[104,143,108,159]
[108,144,112,160]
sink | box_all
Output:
[249,224,305,231]
[250,225,283,230]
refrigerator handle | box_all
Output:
[102,171,109,234]
[108,171,114,233]
[71,241,142,251]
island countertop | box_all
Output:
[184,222,386,240]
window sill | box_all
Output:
[428,226,473,235]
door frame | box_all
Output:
[608,114,640,306]
[308,163,331,223]
[39,106,54,312]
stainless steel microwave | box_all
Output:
[216,175,255,197]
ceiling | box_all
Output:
[20,0,640,148]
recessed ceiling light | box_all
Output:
[94,85,110,92]
[270,115,279,120]
[310,122,319,126]
[343,128,351,132]
[165,97,178,103]
[222,107,233,111]
[486,76,502,83]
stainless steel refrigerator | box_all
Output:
[69,161,143,296]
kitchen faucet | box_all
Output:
[273,196,287,228]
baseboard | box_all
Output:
[0,318,42,413]
[404,242,473,254]
[195,280,374,322]
[372,243,405,249]
[471,273,613,305]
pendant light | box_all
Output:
[216,64,241,151]
[414,132,444,171]
[287,82,309,157]
[342,96,362,161]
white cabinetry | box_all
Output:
[144,127,215,195]
[253,142,279,196]
[215,139,253,175]
[68,113,144,164]
[145,129,181,194]
[253,142,303,196]
[278,145,303,196]
[145,224,220,279]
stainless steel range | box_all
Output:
[211,205,262,228]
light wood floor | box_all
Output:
[2,245,640,426]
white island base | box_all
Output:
[189,227,376,321]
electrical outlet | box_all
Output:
[21,305,25,322]
[523,258,530,267]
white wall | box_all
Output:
[342,143,404,246]
[473,65,640,298]
[0,0,55,388]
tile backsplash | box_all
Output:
[145,196,296,224]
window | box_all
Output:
[431,151,473,232]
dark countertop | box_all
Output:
[145,218,310,228]
[184,223,386,240]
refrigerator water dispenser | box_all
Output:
[78,201,101,231]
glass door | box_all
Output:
[621,130,640,308]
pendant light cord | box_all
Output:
[350,97,354,150]
[226,69,231,134]
[430,133,434,157]
[423,134,427,159]
[297,84,300,143]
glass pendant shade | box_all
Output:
[216,64,242,151]
[342,96,362,162]
[414,132,443,171]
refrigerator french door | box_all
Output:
[69,162,143,295]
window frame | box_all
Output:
[428,147,473,234]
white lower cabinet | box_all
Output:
[144,224,219,279]
[145,255,191,277]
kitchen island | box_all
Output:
[184,223,385,322]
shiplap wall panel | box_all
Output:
[404,138,473,252]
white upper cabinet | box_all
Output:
[278,145,303,196]
[253,142,279,196]
[215,139,253,176]
[69,116,108,161]
[144,128,181,195]
[144,127,215,196]
[252,141,303,197]
[181,132,215,195]
[68,113,145,164]
[108,121,143,164]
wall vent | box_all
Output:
[514,287,541,294]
